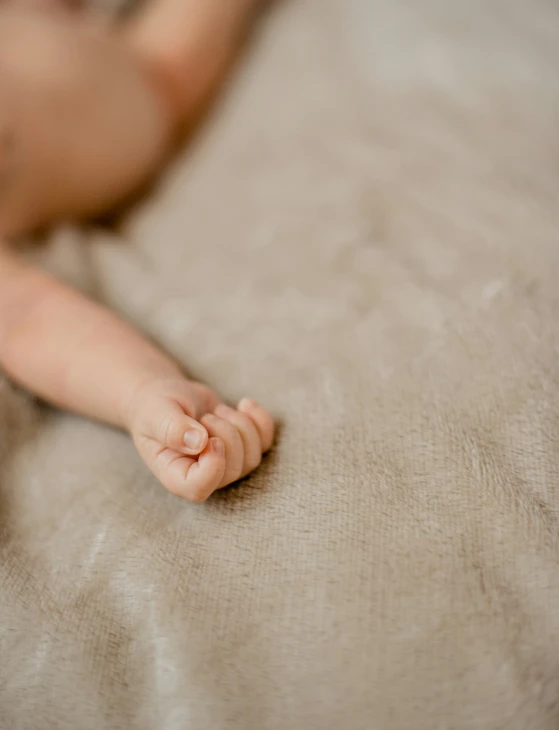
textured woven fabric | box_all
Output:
[1,1,559,728]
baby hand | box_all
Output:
[126,377,274,502]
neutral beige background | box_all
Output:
[1,1,559,728]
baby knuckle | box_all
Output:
[221,420,239,440]
[185,484,209,503]
[192,383,217,412]
[194,383,213,401]
[157,416,177,446]
[234,412,253,432]
[245,452,262,474]
[160,472,185,498]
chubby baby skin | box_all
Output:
[0,0,274,502]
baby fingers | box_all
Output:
[139,436,226,502]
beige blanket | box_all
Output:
[2,1,559,727]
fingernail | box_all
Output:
[210,437,225,456]
[239,397,257,410]
[184,429,204,451]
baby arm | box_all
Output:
[0,248,274,501]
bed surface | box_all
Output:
[1,1,559,727]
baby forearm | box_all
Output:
[0,253,180,429]
[0,249,274,503]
